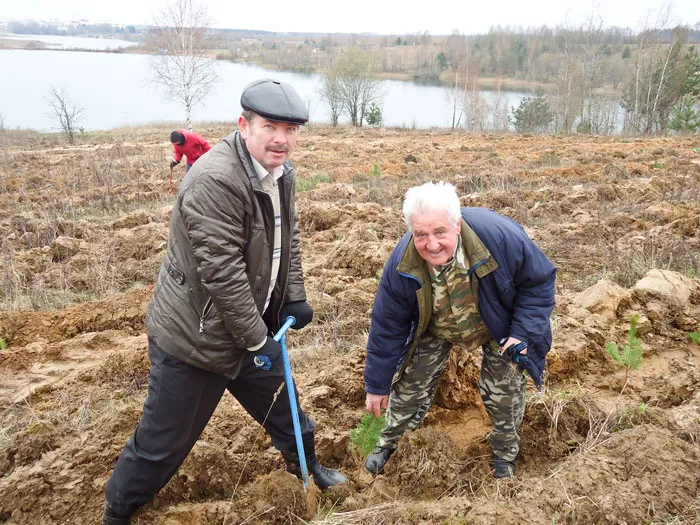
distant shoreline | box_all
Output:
[0,37,545,93]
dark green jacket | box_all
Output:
[146,132,306,378]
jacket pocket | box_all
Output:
[199,296,215,333]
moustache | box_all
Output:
[266,144,289,154]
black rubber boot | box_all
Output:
[365,446,396,474]
[282,437,348,490]
[490,454,516,479]
[102,504,131,525]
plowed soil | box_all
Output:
[0,125,698,524]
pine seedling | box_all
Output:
[348,413,385,460]
[605,315,643,379]
[689,326,700,344]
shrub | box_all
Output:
[510,88,554,133]
[365,103,383,127]
[296,173,330,193]
[311,173,331,185]
[610,403,649,432]
[296,178,314,192]
[668,96,700,132]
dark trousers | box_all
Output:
[105,337,316,516]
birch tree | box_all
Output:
[318,72,344,126]
[149,0,219,130]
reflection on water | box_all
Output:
[411,76,445,87]
[1,48,527,131]
[2,33,138,51]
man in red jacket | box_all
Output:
[169,129,211,171]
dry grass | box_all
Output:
[0,133,171,310]
[311,502,406,524]
[527,385,588,443]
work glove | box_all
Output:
[249,336,282,371]
[500,338,543,390]
[280,300,313,330]
[169,160,179,169]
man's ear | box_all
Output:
[238,115,249,138]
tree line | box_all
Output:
[14,2,699,136]
[213,14,698,134]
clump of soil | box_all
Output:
[384,428,465,498]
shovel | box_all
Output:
[273,316,310,490]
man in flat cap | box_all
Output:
[102,79,347,525]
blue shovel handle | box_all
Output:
[273,316,310,489]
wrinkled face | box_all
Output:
[411,209,461,266]
[238,114,298,171]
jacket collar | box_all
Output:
[460,220,499,278]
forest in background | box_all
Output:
[4,12,700,134]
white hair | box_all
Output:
[402,181,461,232]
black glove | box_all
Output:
[250,337,282,370]
[170,160,179,169]
[500,338,542,390]
[280,300,313,329]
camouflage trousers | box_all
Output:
[378,334,527,462]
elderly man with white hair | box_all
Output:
[363,181,556,479]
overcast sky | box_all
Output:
[2,0,698,35]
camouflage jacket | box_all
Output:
[427,236,491,349]
[365,207,556,395]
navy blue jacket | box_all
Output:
[364,207,556,395]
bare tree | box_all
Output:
[46,87,84,143]
[622,7,686,133]
[447,62,464,128]
[148,0,219,130]
[552,28,583,133]
[578,12,606,133]
[329,49,383,127]
[461,76,489,131]
[318,72,344,126]
[490,76,511,132]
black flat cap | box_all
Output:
[240,79,309,125]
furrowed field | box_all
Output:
[0,125,699,524]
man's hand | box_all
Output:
[280,300,313,329]
[499,336,527,356]
[170,160,179,169]
[365,393,389,417]
[249,337,282,370]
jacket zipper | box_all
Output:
[199,297,213,333]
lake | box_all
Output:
[1,35,527,132]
